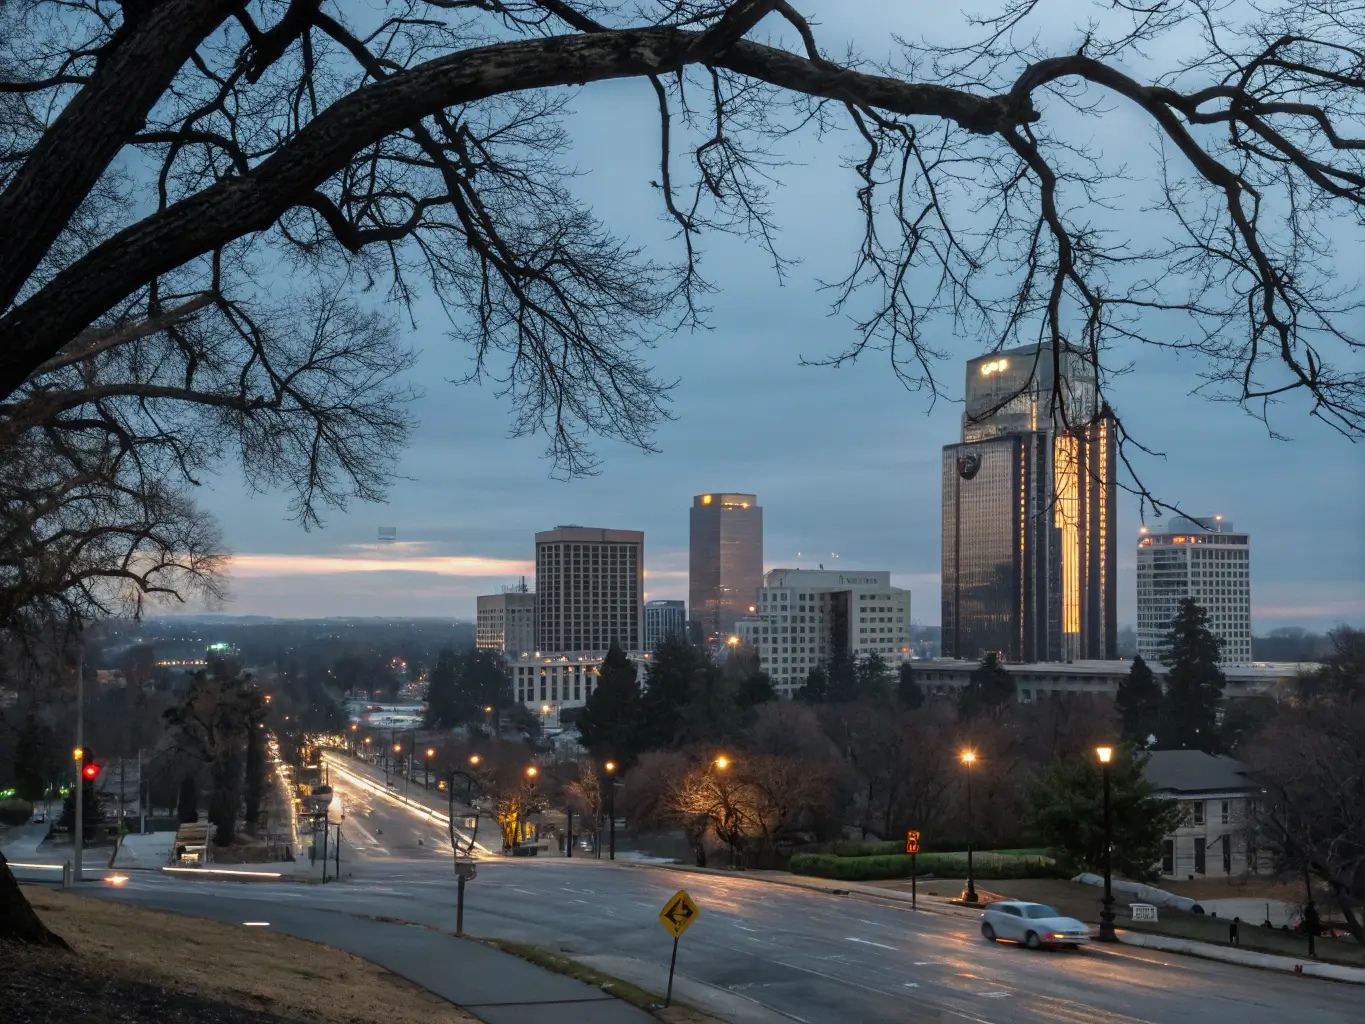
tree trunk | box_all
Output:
[0,851,69,947]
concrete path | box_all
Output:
[87,887,656,1024]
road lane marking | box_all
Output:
[847,937,898,950]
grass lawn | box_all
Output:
[19,886,480,1024]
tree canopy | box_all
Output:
[1158,599,1226,752]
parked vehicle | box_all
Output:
[980,902,1091,949]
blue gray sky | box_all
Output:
[182,1,1364,629]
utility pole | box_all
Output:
[138,748,145,834]
[74,639,84,884]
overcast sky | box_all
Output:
[178,1,1364,631]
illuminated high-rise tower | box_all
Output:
[689,493,763,647]
[941,345,1116,662]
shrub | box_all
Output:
[789,851,1068,882]
[0,798,35,826]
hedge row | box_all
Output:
[788,851,1069,882]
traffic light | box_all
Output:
[80,749,101,781]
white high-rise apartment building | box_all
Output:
[475,590,537,656]
[735,569,911,697]
[1136,516,1252,665]
[535,526,644,653]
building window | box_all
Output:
[1220,800,1230,825]
[1192,802,1205,826]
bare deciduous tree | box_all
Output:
[0,0,1360,501]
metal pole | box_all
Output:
[566,807,573,858]
[456,873,466,936]
[138,748,145,834]
[665,936,679,1007]
[608,777,616,861]
[964,761,976,904]
[321,810,330,883]
[334,823,341,877]
[74,639,84,884]
[912,852,917,910]
[1099,762,1117,941]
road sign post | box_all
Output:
[905,831,921,910]
[658,889,700,1007]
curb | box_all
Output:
[1117,930,1365,985]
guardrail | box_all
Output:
[8,861,70,886]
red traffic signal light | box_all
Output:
[81,761,101,780]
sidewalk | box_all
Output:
[98,888,663,1024]
[617,860,1365,984]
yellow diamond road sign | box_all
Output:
[658,889,700,939]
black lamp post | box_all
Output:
[961,750,978,904]
[604,760,617,860]
[1097,745,1117,941]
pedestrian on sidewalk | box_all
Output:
[1229,917,1240,946]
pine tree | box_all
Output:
[577,642,641,763]
[958,652,1016,719]
[798,665,829,702]
[896,662,924,709]
[13,714,58,804]
[243,724,265,826]
[825,647,859,702]
[854,652,894,701]
[57,780,103,838]
[635,636,705,749]
[1158,598,1226,752]
[424,648,460,726]
[1116,655,1163,745]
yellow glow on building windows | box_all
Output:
[1054,434,1081,636]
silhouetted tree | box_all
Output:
[177,775,198,824]
[896,662,924,709]
[577,643,641,764]
[798,665,829,703]
[1116,655,1163,746]
[1158,600,1225,752]
[854,652,894,702]
[958,653,1016,719]
[12,714,59,804]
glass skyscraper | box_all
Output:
[942,345,1116,662]
[689,493,763,646]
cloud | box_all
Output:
[227,553,533,578]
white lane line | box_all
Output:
[846,937,898,950]
[914,960,943,966]
[903,982,920,988]
[978,991,1008,998]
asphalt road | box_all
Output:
[93,768,1363,1024]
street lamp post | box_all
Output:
[961,750,977,904]
[1097,746,1117,941]
[604,761,617,860]
[425,748,435,789]
[391,742,401,788]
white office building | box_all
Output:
[1136,516,1252,665]
[644,599,687,651]
[536,526,644,653]
[734,569,911,697]
[476,590,537,657]
[506,649,650,718]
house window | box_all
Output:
[1194,837,1207,875]
[1162,839,1174,875]
[1192,802,1205,826]
[1220,800,1230,825]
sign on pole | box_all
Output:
[905,831,922,910]
[904,830,921,854]
[658,889,700,939]
[658,889,700,1007]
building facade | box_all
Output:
[942,344,1117,662]
[734,569,911,696]
[911,657,1302,702]
[689,492,764,646]
[475,590,537,657]
[535,526,644,653]
[1136,516,1252,665]
[644,599,687,651]
[1142,750,1268,879]
[506,650,650,714]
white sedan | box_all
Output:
[980,901,1091,949]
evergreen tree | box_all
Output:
[635,636,705,749]
[577,642,641,763]
[177,775,198,823]
[1028,745,1184,879]
[896,662,924,709]
[735,670,777,710]
[798,665,829,702]
[13,714,58,804]
[824,647,859,703]
[424,648,460,726]
[57,780,104,838]
[1158,599,1226,752]
[957,652,1016,719]
[1116,655,1163,746]
[243,723,265,826]
[855,652,894,701]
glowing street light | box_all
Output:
[525,766,538,778]
[714,755,730,770]
[1097,745,1117,942]
[604,760,619,860]
[469,754,481,766]
[961,749,978,904]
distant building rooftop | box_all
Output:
[1142,750,1258,795]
